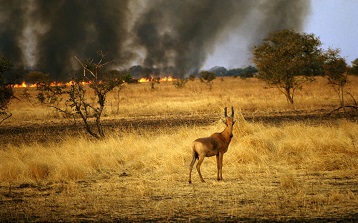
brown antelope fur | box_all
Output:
[188,107,235,183]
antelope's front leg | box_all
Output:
[216,153,224,181]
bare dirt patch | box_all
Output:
[1,169,357,222]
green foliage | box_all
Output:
[32,52,133,139]
[188,74,196,81]
[0,84,13,114]
[323,49,348,88]
[350,58,358,75]
[172,78,188,88]
[209,66,227,77]
[26,71,50,84]
[0,54,13,75]
[0,54,14,123]
[71,52,132,139]
[200,71,216,82]
[28,72,64,105]
[200,71,216,90]
[322,48,356,112]
[240,66,258,79]
[36,84,65,104]
[253,29,324,105]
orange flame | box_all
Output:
[160,76,174,82]
[12,81,90,88]
[138,76,174,83]
[13,77,175,88]
[13,82,35,88]
[138,77,150,83]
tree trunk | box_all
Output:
[96,114,105,138]
[339,84,345,112]
[285,87,294,105]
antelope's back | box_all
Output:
[193,137,219,150]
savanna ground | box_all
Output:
[1,76,358,222]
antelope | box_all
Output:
[188,107,235,183]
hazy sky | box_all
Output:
[305,0,358,65]
[203,0,358,69]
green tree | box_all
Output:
[253,29,324,105]
[188,74,196,81]
[26,71,59,104]
[323,49,357,113]
[0,54,14,124]
[240,66,258,79]
[349,58,358,75]
[26,71,50,84]
[209,66,227,77]
[172,78,188,88]
[200,71,216,90]
[72,51,132,139]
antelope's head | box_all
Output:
[223,107,235,137]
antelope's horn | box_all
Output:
[231,107,234,118]
[224,107,228,118]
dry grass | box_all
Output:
[1,76,358,221]
[6,76,358,124]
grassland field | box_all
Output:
[0,76,358,222]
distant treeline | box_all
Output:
[125,65,258,79]
[207,66,258,78]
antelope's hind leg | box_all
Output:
[188,152,197,184]
[196,156,206,182]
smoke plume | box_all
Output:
[0,0,310,80]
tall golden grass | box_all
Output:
[1,113,357,184]
[1,76,358,221]
[6,75,358,124]
[1,115,357,221]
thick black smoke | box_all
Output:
[0,1,26,66]
[34,0,132,80]
[133,0,310,75]
[0,0,310,80]
[1,0,131,80]
[133,0,253,74]
[254,0,310,41]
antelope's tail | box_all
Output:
[191,142,199,160]
[190,144,199,167]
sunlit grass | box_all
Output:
[7,76,358,124]
[1,118,357,221]
[1,116,357,184]
[1,76,358,221]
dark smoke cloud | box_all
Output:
[1,0,131,80]
[35,0,132,80]
[133,0,254,74]
[133,0,310,75]
[254,0,310,41]
[0,1,27,65]
[0,0,310,80]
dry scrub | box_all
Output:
[6,76,358,125]
[1,116,358,221]
[1,76,358,221]
[2,118,357,184]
